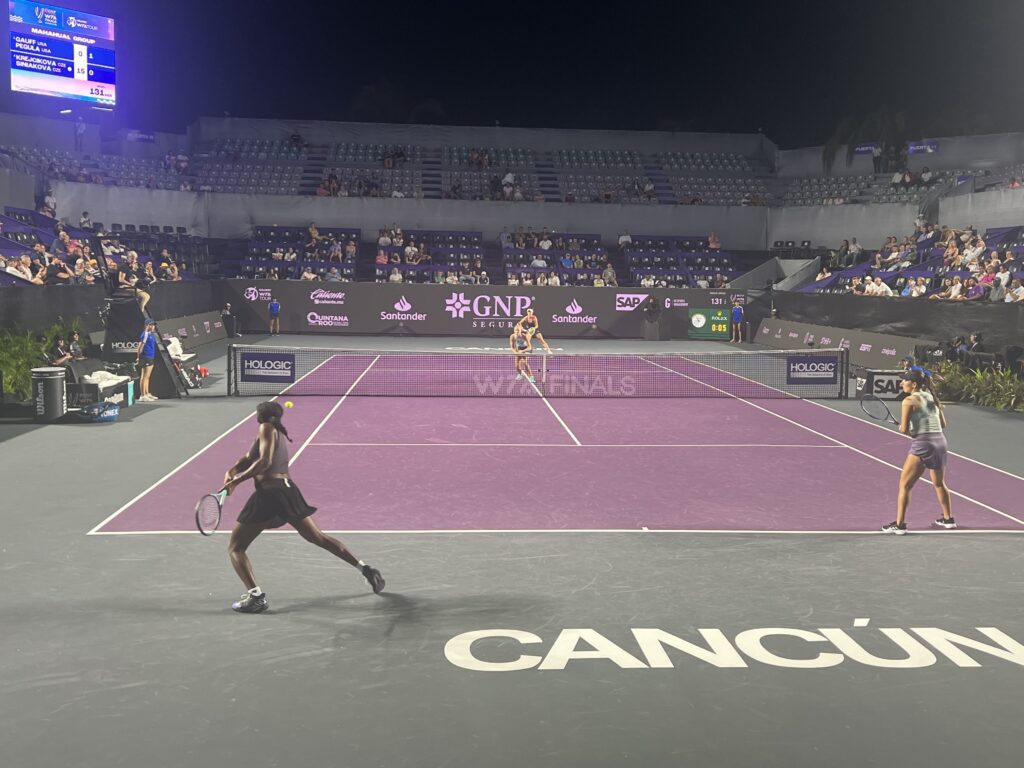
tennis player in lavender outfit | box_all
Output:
[882,369,955,535]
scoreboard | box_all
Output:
[8,1,116,106]
[687,308,731,340]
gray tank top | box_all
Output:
[908,391,943,435]
[247,428,290,474]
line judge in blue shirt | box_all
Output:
[730,299,745,343]
[136,320,159,402]
[268,297,281,336]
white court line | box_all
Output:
[528,379,582,446]
[86,352,342,536]
[288,355,381,466]
[306,442,846,448]
[642,357,1024,528]
[86,528,1024,536]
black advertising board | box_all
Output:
[222,281,747,340]
[755,317,932,370]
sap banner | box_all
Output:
[224,281,747,339]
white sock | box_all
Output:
[249,586,263,596]
[357,560,366,568]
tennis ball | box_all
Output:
[284,401,294,409]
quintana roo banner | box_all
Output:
[223,281,747,339]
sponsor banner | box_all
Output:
[240,352,295,383]
[908,140,939,154]
[223,281,747,339]
[756,318,926,371]
[688,308,730,340]
[160,310,226,351]
[855,370,903,400]
[854,143,878,155]
[786,354,839,385]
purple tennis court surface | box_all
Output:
[96,387,1024,534]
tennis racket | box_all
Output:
[195,489,228,536]
[860,395,899,425]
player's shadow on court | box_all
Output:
[276,591,556,641]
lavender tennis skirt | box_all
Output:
[237,478,317,528]
[909,432,948,471]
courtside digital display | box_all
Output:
[8,1,116,106]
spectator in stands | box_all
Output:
[507,274,519,286]
[284,247,298,262]
[618,230,633,252]
[42,188,56,217]
[956,277,987,302]
[891,169,904,188]
[530,254,548,269]
[536,272,548,287]
[601,264,618,287]
[712,273,728,289]
[547,272,560,287]
[640,274,655,288]
[871,277,894,297]
[520,272,534,286]
[325,267,342,282]
[144,260,158,285]
[907,277,929,298]
[833,239,851,269]
[44,255,72,286]
[267,267,280,280]
[344,240,357,261]
[928,275,961,300]
[375,248,388,266]
[79,211,93,229]
[919,167,934,186]
[388,267,403,283]
[300,266,318,281]
[988,275,1007,302]
[1005,278,1024,302]
[708,232,721,251]
[815,266,832,282]
[1010,177,1022,189]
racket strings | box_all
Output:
[196,496,221,531]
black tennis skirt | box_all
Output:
[237,478,317,528]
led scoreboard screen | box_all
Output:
[8,2,115,106]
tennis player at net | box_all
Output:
[222,401,385,612]
[517,308,551,352]
[882,368,955,535]
[509,326,535,383]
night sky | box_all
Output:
[4,0,1024,147]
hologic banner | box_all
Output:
[756,317,929,370]
[239,352,296,384]
[786,354,839,385]
[223,281,747,339]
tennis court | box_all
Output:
[4,335,1024,768]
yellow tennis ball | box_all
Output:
[284,401,294,409]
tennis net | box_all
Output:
[227,344,849,399]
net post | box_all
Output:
[840,347,850,399]
[227,343,234,396]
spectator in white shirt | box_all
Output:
[909,277,929,297]
[536,273,548,286]
[547,272,560,287]
[507,274,519,286]
[1004,279,1024,302]
[388,267,403,283]
[618,231,633,250]
[300,266,318,281]
[872,277,893,297]
[538,235,552,251]
[478,270,490,285]
[640,274,655,288]
[530,255,548,268]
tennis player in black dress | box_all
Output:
[222,401,385,612]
